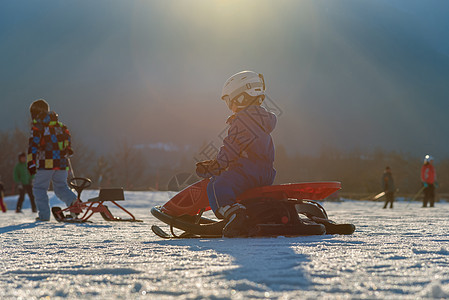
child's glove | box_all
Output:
[66,148,74,157]
[196,160,223,178]
[28,166,36,176]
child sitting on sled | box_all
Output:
[27,99,78,221]
[196,71,277,237]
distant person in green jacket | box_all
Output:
[13,152,36,213]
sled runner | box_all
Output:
[52,177,142,223]
[151,179,355,238]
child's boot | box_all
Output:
[218,203,249,238]
[69,199,83,218]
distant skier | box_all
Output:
[13,152,36,213]
[27,99,78,221]
[196,71,276,237]
[381,166,395,209]
[421,155,437,207]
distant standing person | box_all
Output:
[421,155,437,207]
[0,181,6,212]
[13,152,36,213]
[381,166,395,209]
[27,99,77,221]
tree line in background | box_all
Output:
[274,145,449,198]
[1,128,448,197]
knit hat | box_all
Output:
[30,99,50,119]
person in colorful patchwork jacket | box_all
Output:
[27,99,77,221]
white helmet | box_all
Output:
[424,154,434,164]
[221,71,265,109]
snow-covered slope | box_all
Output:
[1,191,448,299]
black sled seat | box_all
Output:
[88,188,125,202]
[52,177,142,223]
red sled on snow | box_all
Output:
[151,179,355,238]
[52,177,142,223]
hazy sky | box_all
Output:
[1,0,449,158]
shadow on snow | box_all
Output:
[147,235,335,292]
[0,221,112,234]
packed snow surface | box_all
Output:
[1,191,449,299]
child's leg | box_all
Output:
[33,170,54,220]
[25,185,37,212]
[207,175,237,215]
[0,195,6,212]
[207,160,276,217]
[423,186,430,207]
[16,188,25,212]
[387,192,394,208]
[429,184,435,207]
[52,170,77,206]
[207,168,256,217]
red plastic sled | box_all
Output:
[162,178,341,217]
[151,179,355,238]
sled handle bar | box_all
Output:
[69,177,92,199]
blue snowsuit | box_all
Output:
[207,105,277,215]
